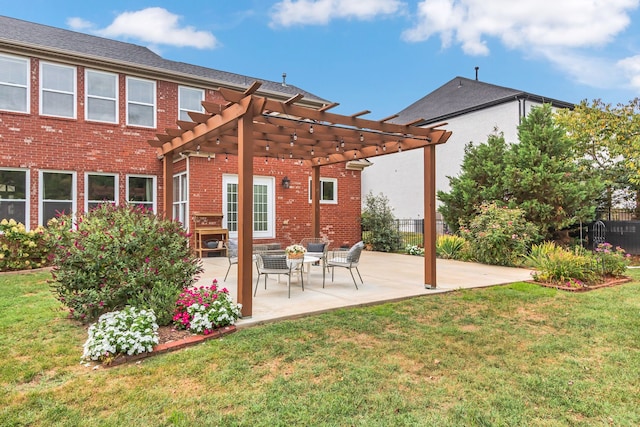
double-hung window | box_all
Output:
[39,171,76,226]
[40,62,76,118]
[178,86,204,121]
[85,173,118,211]
[0,54,29,113]
[126,77,156,128]
[223,175,274,239]
[173,172,188,227]
[0,169,29,227]
[308,177,338,204]
[86,70,118,123]
[127,175,156,212]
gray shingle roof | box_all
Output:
[0,15,329,104]
[395,76,574,125]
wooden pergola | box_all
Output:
[149,82,451,317]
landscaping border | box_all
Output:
[531,277,632,292]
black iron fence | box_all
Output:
[393,218,448,248]
[586,219,640,254]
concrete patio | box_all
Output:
[196,251,534,329]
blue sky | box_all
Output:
[3,0,640,119]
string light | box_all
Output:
[383,144,386,152]
[375,146,379,154]
[216,138,220,145]
[311,147,315,156]
[225,153,228,162]
[290,135,294,146]
[196,144,200,154]
[360,133,364,142]
[207,154,211,161]
[398,142,402,152]
[293,131,297,141]
[340,138,345,148]
[309,124,314,134]
[266,143,270,151]
[289,151,293,158]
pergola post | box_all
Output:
[162,155,174,220]
[424,144,437,289]
[237,114,254,317]
[311,166,321,238]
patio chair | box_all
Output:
[223,239,238,281]
[254,253,303,298]
[326,241,364,289]
[300,237,329,286]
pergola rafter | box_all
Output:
[149,81,451,317]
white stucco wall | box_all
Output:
[361,100,543,219]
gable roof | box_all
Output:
[0,15,329,107]
[395,76,574,126]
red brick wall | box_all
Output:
[0,54,363,248]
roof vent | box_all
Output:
[475,66,479,81]
[282,72,287,87]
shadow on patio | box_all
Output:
[196,251,534,328]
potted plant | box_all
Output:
[285,244,306,259]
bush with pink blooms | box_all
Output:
[173,280,242,334]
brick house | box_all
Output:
[0,15,366,249]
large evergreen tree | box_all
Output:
[437,131,509,232]
[504,104,601,239]
[438,104,602,240]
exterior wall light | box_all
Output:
[282,176,290,189]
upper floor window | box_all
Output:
[40,62,76,118]
[308,177,338,204]
[0,168,29,228]
[86,70,118,123]
[178,86,204,121]
[126,77,156,128]
[0,54,29,113]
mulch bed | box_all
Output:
[531,276,632,292]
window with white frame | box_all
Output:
[173,172,188,227]
[308,177,338,204]
[178,86,204,121]
[0,169,28,227]
[126,77,156,128]
[40,62,76,118]
[85,173,118,211]
[127,175,156,212]
[86,70,118,123]
[0,54,29,113]
[40,171,76,226]
[223,175,274,238]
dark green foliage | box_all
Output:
[504,104,602,239]
[438,131,509,233]
[46,204,203,324]
[361,192,402,252]
[439,105,602,240]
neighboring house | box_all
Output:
[361,76,574,220]
[0,15,364,248]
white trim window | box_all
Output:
[39,170,76,226]
[178,86,204,122]
[86,70,118,123]
[40,62,76,118]
[223,174,275,239]
[0,168,29,228]
[173,172,188,227]
[126,77,156,128]
[308,177,338,204]
[126,175,156,213]
[85,173,118,211]
[0,54,29,113]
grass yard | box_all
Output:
[1,270,639,426]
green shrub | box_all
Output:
[459,202,540,266]
[47,204,203,324]
[405,244,424,256]
[524,241,562,268]
[0,219,49,271]
[594,243,630,277]
[361,192,402,252]
[436,235,467,259]
[532,247,599,285]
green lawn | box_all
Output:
[1,270,639,426]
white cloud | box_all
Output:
[403,0,638,55]
[270,0,405,27]
[69,8,218,49]
[402,0,640,90]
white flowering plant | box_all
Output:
[285,244,306,255]
[82,306,159,364]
